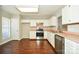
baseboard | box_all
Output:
[0,39,20,45]
[0,39,11,45]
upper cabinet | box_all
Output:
[50,16,58,26]
[62,6,70,24]
[62,5,79,24]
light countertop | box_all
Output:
[55,31,79,43]
[30,27,79,43]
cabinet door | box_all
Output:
[65,39,76,54]
[62,5,79,24]
[75,43,79,54]
[69,6,79,23]
[30,31,36,39]
[47,32,55,48]
[44,31,48,39]
[62,6,70,24]
[49,33,55,47]
[50,16,58,26]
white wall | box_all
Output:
[11,15,20,40]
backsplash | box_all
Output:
[68,24,79,33]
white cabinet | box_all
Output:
[50,16,58,26]
[30,31,36,39]
[47,32,55,48]
[62,6,70,24]
[65,38,79,54]
[65,39,76,54]
[44,31,48,39]
[75,43,79,54]
[30,31,48,39]
[62,5,79,24]
[69,6,79,23]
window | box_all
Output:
[2,17,10,40]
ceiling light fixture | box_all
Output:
[16,5,39,12]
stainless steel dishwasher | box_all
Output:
[55,34,65,54]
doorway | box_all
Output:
[21,23,30,38]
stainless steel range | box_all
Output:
[36,28,44,39]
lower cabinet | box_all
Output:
[65,38,79,54]
[47,32,55,48]
[75,43,79,54]
[30,31,36,39]
[47,33,79,54]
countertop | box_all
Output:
[55,31,79,44]
[30,26,79,43]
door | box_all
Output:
[2,17,10,41]
[21,23,30,38]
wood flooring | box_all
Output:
[0,39,56,54]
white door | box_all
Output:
[21,23,30,38]
[2,17,10,40]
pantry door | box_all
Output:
[21,23,30,38]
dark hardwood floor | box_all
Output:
[0,39,56,54]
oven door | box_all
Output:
[36,31,44,39]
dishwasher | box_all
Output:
[55,34,65,54]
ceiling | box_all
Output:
[2,5,65,19]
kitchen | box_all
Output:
[0,5,79,54]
